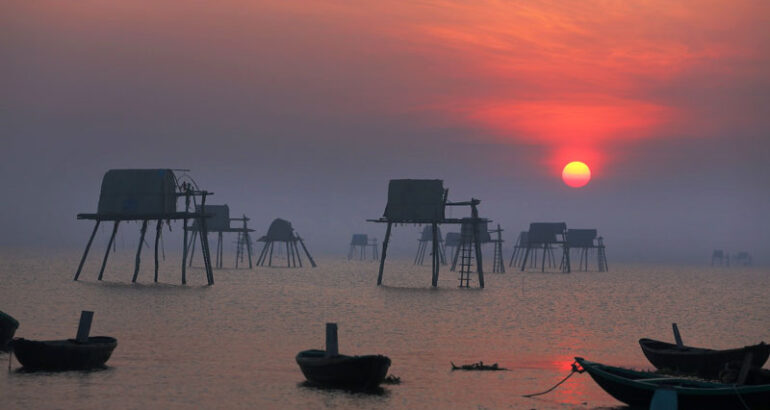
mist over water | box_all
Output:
[2,249,768,409]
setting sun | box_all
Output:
[562,161,591,188]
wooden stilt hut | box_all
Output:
[187,205,255,269]
[256,218,316,268]
[369,179,488,288]
[74,169,214,285]
[508,231,528,268]
[348,234,369,260]
[519,222,571,273]
[566,229,608,272]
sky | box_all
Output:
[2,0,769,263]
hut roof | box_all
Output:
[97,169,177,217]
[527,222,567,244]
[419,225,443,241]
[460,218,491,243]
[351,234,368,246]
[191,205,230,231]
[383,179,446,222]
[566,229,597,247]
[261,218,296,242]
[445,232,461,247]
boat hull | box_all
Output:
[12,336,117,370]
[296,349,391,390]
[640,338,770,380]
[0,311,19,352]
[576,357,770,410]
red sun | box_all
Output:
[562,161,591,188]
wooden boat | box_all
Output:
[640,338,770,380]
[296,349,391,390]
[12,336,117,370]
[576,356,770,410]
[451,361,507,371]
[0,311,19,351]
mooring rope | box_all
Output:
[523,361,584,398]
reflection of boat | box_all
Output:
[12,337,117,370]
[451,361,506,371]
[576,356,770,410]
[0,311,19,351]
[296,349,391,390]
[639,338,770,380]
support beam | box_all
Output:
[154,219,162,282]
[74,220,101,281]
[298,237,316,267]
[376,222,392,285]
[98,221,120,281]
[132,220,149,283]
[431,222,439,287]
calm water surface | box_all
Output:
[1,248,768,409]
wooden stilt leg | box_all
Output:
[377,222,392,285]
[154,220,162,282]
[132,220,149,283]
[295,242,303,267]
[268,242,274,266]
[520,245,531,272]
[297,237,316,267]
[431,222,439,287]
[98,221,120,281]
[74,220,101,281]
[188,230,197,267]
[182,192,190,284]
[246,233,253,269]
[472,221,484,288]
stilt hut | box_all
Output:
[733,251,752,266]
[368,238,379,260]
[256,218,316,268]
[348,234,369,260]
[566,229,608,272]
[450,218,492,286]
[489,224,505,273]
[508,231,528,268]
[711,250,725,266]
[519,222,571,273]
[187,205,255,269]
[369,179,488,288]
[74,169,214,285]
[415,226,446,265]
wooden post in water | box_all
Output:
[132,220,149,283]
[74,221,101,281]
[181,191,190,284]
[377,222,392,285]
[76,311,94,342]
[325,323,338,357]
[672,323,683,347]
[431,222,439,287]
[154,220,162,282]
[98,221,120,280]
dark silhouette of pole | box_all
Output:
[377,222,392,285]
[132,220,149,283]
[74,221,101,281]
[98,221,120,280]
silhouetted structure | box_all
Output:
[187,205,255,269]
[489,224,505,273]
[444,232,461,262]
[369,179,488,288]
[508,231,528,268]
[711,250,725,266]
[733,251,753,266]
[415,225,446,265]
[348,234,369,260]
[450,219,493,286]
[256,218,316,268]
[368,238,379,260]
[74,169,214,285]
[520,222,571,273]
[566,229,608,272]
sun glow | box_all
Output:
[562,161,591,188]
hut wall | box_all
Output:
[383,179,445,221]
[566,229,597,247]
[192,205,230,231]
[97,169,177,216]
[460,219,491,243]
[351,234,369,246]
[528,222,567,244]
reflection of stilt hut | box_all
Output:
[711,250,725,266]
[445,232,461,262]
[734,252,752,266]
[508,231,528,268]
[256,218,316,268]
[520,222,571,273]
[489,224,505,273]
[348,234,369,260]
[369,179,487,288]
[187,205,255,269]
[567,229,608,272]
[415,226,446,265]
[74,169,214,285]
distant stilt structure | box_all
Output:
[490,224,505,273]
[187,205,255,269]
[508,231,528,268]
[368,238,379,260]
[74,169,214,285]
[414,225,446,265]
[711,250,725,266]
[453,218,491,287]
[519,222,570,273]
[369,179,488,288]
[256,218,316,268]
[444,232,461,263]
[348,234,369,260]
[566,229,608,272]
[733,251,752,266]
